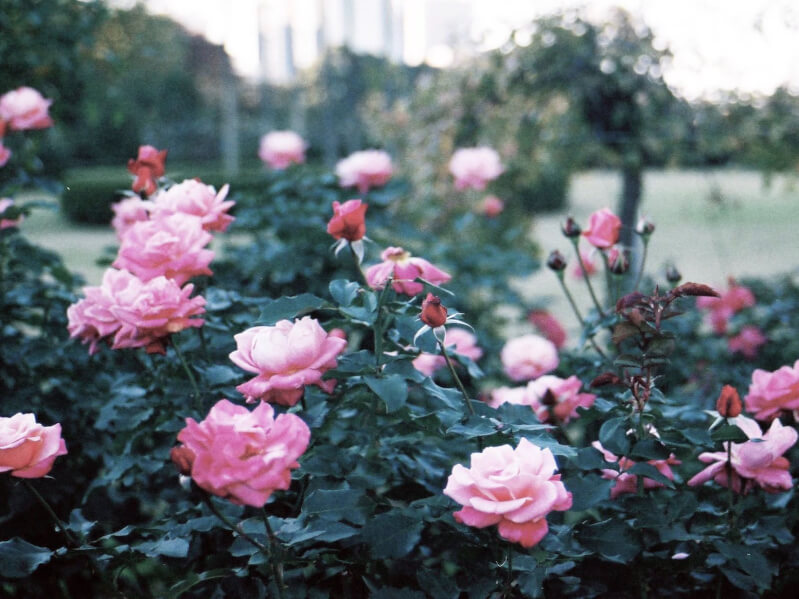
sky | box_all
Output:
[128,0,799,100]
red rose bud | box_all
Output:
[128,145,168,197]
[170,446,195,475]
[546,249,567,272]
[666,264,682,284]
[327,199,368,241]
[716,385,742,418]
[561,216,582,238]
[420,293,448,327]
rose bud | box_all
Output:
[666,264,682,284]
[561,216,581,238]
[607,247,629,275]
[636,217,655,236]
[170,446,195,476]
[716,385,742,418]
[420,293,448,328]
[546,249,567,272]
[670,282,720,299]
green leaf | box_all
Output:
[578,519,640,563]
[447,416,497,438]
[574,446,608,470]
[713,541,773,589]
[256,293,327,324]
[361,512,423,559]
[329,279,361,307]
[0,538,53,578]
[566,473,613,510]
[626,462,675,488]
[133,537,189,558]
[711,422,749,443]
[167,568,238,598]
[598,416,630,456]
[302,488,368,525]
[630,438,671,460]
[364,374,408,413]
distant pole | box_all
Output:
[220,71,240,176]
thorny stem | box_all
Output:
[201,493,268,555]
[555,273,609,360]
[24,481,78,547]
[439,340,475,417]
[171,336,201,409]
[570,238,606,318]
[372,279,392,371]
[262,509,287,599]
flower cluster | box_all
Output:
[174,399,310,507]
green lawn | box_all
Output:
[20,170,799,327]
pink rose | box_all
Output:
[229,317,347,405]
[593,441,680,498]
[67,268,206,354]
[443,438,572,548]
[727,325,767,359]
[113,214,214,285]
[480,195,504,217]
[175,399,310,507]
[0,141,10,167]
[127,145,167,197]
[258,130,306,169]
[0,198,23,229]
[412,327,483,376]
[151,179,234,233]
[582,208,621,249]
[0,87,53,131]
[527,310,567,349]
[365,246,451,296]
[448,147,504,191]
[527,375,596,423]
[335,150,393,193]
[687,415,797,494]
[696,281,755,334]
[501,334,559,382]
[111,197,152,239]
[327,199,368,241]
[744,359,799,421]
[0,413,67,478]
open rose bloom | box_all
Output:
[0,86,53,130]
[0,413,67,478]
[688,416,797,494]
[593,441,680,498]
[500,334,559,382]
[335,149,393,193]
[487,375,594,424]
[230,317,347,405]
[67,268,206,354]
[744,359,799,421]
[151,179,234,233]
[175,399,310,507]
[443,438,572,548]
[448,147,504,191]
[727,325,767,359]
[258,130,306,169]
[365,246,451,296]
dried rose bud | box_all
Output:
[666,264,682,284]
[716,385,742,418]
[170,446,195,476]
[590,372,623,387]
[636,217,655,236]
[608,247,629,275]
[561,216,582,238]
[547,249,567,272]
[671,282,720,298]
[420,293,448,328]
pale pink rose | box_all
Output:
[480,195,504,217]
[0,141,10,167]
[113,214,214,285]
[571,247,597,279]
[412,327,483,376]
[728,325,767,359]
[582,208,621,249]
[501,334,559,382]
[527,310,567,349]
[258,130,306,169]
[592,441,680,499]
[696,281,755,334]
[67,268,206,355]
[526,375,596,423]
[176,399,309,507]
[744,360,799,421]
[448,147,504,191]
[0,198,23,229]
[0,413,67,478]
[110,197,152,239]
[151,179,234,232]
[365,246,451,296]
[0,87,53,130]
[687,415,797,494]
[486,386,529,409]
[336,150,393,193]
[443,438,572,548]
[229,317,347,405]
